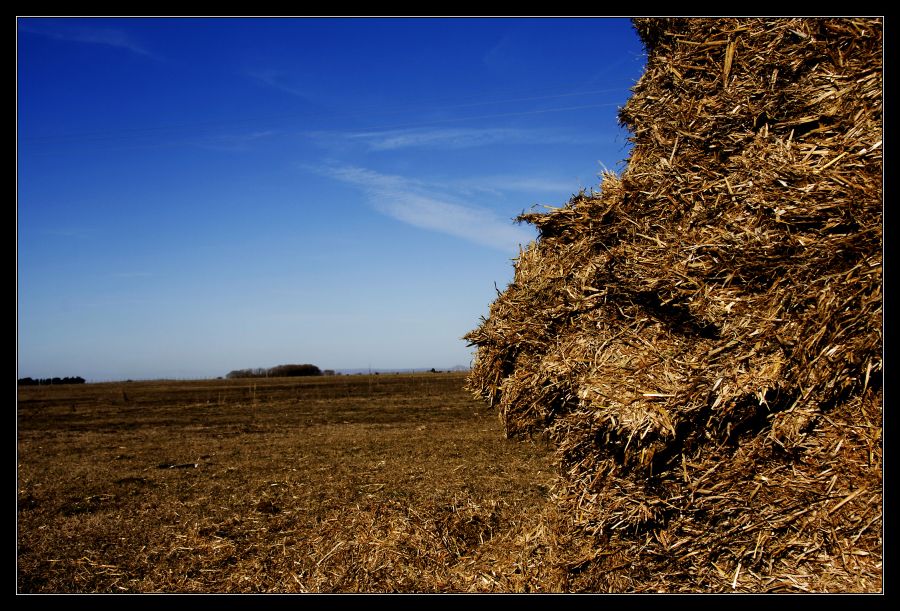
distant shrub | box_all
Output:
[18,376,86,386]
[225,368,268,379]
[268,364,322,378]
[226,368,259,379]
[226,364,322,379]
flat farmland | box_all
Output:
[17,373,554,593]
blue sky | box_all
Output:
[17,17,646,381]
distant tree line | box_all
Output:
[226,364,322,379]
[18,376,86,386]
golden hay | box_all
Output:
[465,17,882,592]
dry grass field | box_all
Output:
[17,373,555,593]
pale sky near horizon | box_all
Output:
[17,17,646,381]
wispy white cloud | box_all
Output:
[312,126,584,152]
[194,129,278,152]
[321,166,423,192]
[346,127,530,151]
[314,165,534,252]
[483,34,517,72]
[453,175,586,197]
[246,68,310,99]
[19,21,157,59]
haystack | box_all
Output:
[465,17,882,592]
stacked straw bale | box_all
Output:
[465,17,882,592]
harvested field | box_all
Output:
[16,374,555,593]
[466,17,882,592]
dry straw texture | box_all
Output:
[465,17,882,592]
